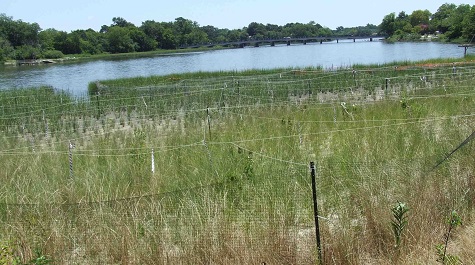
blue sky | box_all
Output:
[1,0,472,32]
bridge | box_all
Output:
[180,35,385,49]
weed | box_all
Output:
[391,201,409,250]
[0,241,20,265]
[436,210,462,265]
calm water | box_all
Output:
[0,41,466,96]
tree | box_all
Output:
[158,26,177,49]
[174,17,197,46]
[78,29,105,55]
[48,30,82,55]
[247,22,266,38]
[380,13,396,36]
[184,29,208,45]
[0,36,14,61]
[318,27,333,36]
[410,10,431,27]
[0,14,41,47]
[38,28,59,50]
[141,20,177,49]
[111,17,135,28]
[227,29,243,42]
[129,27,157,51]
[201,25,220,43]
[446,4,471,40]
[431,3,457,33]
[393,11,412,33]
[462,5,475,41]
[106,26,135,53]
[100,25,109,34]
[13,45,40,60]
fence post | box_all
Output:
[69,141,75,179]
[43,110,49,138]
[310,161,323,264]
[96,92,100,119]
[333,105,337,124]
[206,107,212,141]
[151,148,155,174]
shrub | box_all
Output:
[13,45,41,60]
[42,49,64,59]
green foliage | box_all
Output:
[27,249,52,265]
[334,24,379,37]
[106,26,136,53]
[462,5,475,40]
[410,10,431,27]
[0,241,20,265]
[380,4,475,42]
[0,36,14,61]
[435,244,461,265]
[87,81,99,96]
[380,13,396,36]
[436,210,463,264]
[0,4,474,60]
[13,45,41,60]
[391,201,409,249]
[41,49,63,59]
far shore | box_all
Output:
[1,46,231,67]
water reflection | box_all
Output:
[0,41,464,95]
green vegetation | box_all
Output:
[381,3,475,42]
[391,202,409,251]
[1,2,474,63]
[0,58,474,263]
[436,211,463,264]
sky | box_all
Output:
[1,0,472,32]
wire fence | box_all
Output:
[1,63,475,264]
[1,151,315,264]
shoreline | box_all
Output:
[1,46,231,67]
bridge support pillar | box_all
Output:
[353,38,356,42]
[337,39,339,43]
[239,43,245,48]
[370,38,373,42]
[254,42,259,47]
[271,42,275,47]
[303,40,307,45]
[320,40,323,44]
[287,41,290,46]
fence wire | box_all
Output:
[1,63,475,264]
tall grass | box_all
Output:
[1,59,475,264]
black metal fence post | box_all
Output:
[69,141,75,179]
[310,161,323,264]
[206,107,212,141]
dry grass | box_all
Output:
[1,62,475,264]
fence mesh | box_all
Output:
[1,63,475,264]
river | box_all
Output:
[0,41,466,96]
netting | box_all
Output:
[1,63,475,264]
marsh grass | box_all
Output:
[0,59,475,264]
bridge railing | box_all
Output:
[179,35,385,49]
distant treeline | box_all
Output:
[380,3,475,41]
[0,2,474,61]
